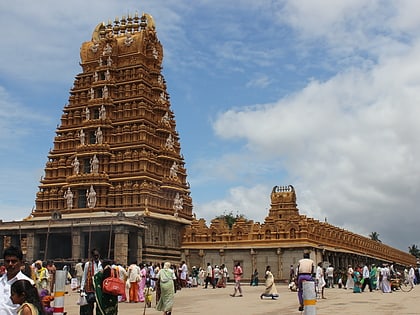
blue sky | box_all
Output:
[1,0,420,252]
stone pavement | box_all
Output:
[62,283,419,315]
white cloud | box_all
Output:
[195,184,271,224]
[209,27,420,249]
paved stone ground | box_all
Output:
[62,283,419,315]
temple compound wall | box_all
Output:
[182,185,416,282]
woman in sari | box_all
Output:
[94,261,118,315]
[156,262,177,315]
[260,266,279,300]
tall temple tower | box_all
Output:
[0,13,193,264]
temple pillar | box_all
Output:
[25,232,35,262]
[219,248,225,265]
[199,249,205,269]
[184,249,190,267]
[72,230,81,260]
[250,248,257,272]
[0,235,4,253]
[276,248,283,280]
[114,228,129,265]
[136,231,143,264]
[32,233,41,261]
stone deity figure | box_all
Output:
[79,129,86,145]
[165,134,174,150]
[64,187,73,210]
[85,106,90,120]
[72,156,80,175]
[107,56,112,66]
[125,33,134,46]
[90,87,94,100]
[103,43,112,55]
[161,112,170,126]
[105,69,110,81]
[169,161,178,178]
[103,85,108,98]
[90,155,99,174]
[99,105,106,120]
[93,71,98,82]
[91,40,99,53]
[86,185,97,208]
[152,47,158,59]
[173,192,183,217]
[95,127,103,144]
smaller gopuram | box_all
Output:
[182,185,416,281]
[0,12,193,265]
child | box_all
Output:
[10,279,44,315]
[40,289,54,315]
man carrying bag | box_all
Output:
[80,249,103,315]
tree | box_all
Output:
[369,232,381,242]
[215,211,247,229]
[408,244,420,258]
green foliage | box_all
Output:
[215,211,247,229]
[369,231,381,242]
[408,244,420,258]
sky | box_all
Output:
[0,0,419,252]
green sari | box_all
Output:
[156,268,175,313]
[94,268,119,315]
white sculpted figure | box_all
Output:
[64,187,74,210]
[90,154,99,174]
[165,134,174,150]
[170,161,178,178]
[103,43,112,55]
[79,129,86,145]
[99,105,106,120]
[95,127,103,144]
[86,185,97,208]
[103,85,108,98]
[85,107,90,120]
[173,192,183,217]
[91,40,99,53]
[125,33,134,46]
[161,112,170,125]
[72,156,80,175]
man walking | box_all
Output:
[297,253,315,312]
[326,264,334,288]
[230,262,243,297]
[361,263,373,292]
[204,262,214,289]
[80,248,103,315]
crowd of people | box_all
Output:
[294,253,418,312]
[2,244,418,315]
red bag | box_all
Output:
[103,268,125,296]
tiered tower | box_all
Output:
[18,13,192,263]
[35,13,192,221]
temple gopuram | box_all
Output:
[0,12,416,276]
[181,185,416,281]
[0,13,193,265]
